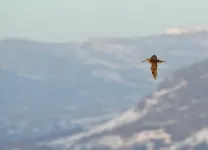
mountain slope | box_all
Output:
[1,29,208,145]
[33,57,208,150]
[0,68,88,145]
[0,39,145,144]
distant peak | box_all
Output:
[164,26,208,35]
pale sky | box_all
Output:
[1,0,208,42]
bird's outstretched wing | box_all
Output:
[151,62,157,80]
[157,59,165,63]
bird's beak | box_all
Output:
[141,60,146,62]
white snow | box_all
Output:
[65,129,172,150]
[164,26,208,35]
[39,108,142,148]
[39,78,188,149]
[164,127,208,150]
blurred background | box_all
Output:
[1,0,208,149]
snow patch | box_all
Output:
[164,127,208,150]
[158,80,187,96]
[90,129,171,149]
[41,108,142,148]
[41,79,187,149]
[71,112,119,128]
[164,26,208,35]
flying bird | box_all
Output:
[142,55,165,80]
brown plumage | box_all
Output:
[142,55,165,80]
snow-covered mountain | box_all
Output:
[1,28,208,146]
[7,52,208,150]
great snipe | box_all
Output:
[142,55,165,80]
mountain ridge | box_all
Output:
[1,30,208,148]
[37,56,208,150]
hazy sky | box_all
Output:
[1,0,208,42]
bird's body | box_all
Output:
[142,55,165,80]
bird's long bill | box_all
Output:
[141,60,146,62]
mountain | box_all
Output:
[0,39,145,144]
[1,28,208,145]
[0,68,87,145]
[22,54,208,150]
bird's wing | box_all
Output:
[151,62,157,80]
[157,59,165,63]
